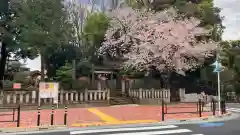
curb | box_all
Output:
[165,112,232,123]
[0,112,232,133]
[71,120,158,127]
[0,125,67,133]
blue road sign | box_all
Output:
[211,60,222,73]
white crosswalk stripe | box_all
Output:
[227,108,240,113]
[70,124,203,135]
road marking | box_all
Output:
[109,129,192,135]
[87,108,120,122]
[70,125,178,134]
[227,108,240,112]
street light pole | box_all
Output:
[217,69,221,115]
[212,48,221,115]
[215,50,221,115]
[211,24,222,115]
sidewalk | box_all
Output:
[0,103,217,128]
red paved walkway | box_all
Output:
[0,108,102,128]
[95,105,212,121]
[0,104,214,128]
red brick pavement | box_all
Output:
[0,103,214,128]
[95,104,212,121]
[0,108,102,128]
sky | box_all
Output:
[23,0,240,71]
[214,0,240,40]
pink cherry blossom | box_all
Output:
[99,7,218,75]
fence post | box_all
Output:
[17,105,20,127]
[64,105,67,125]
[161,99,165,121]
[13,108,15,122]
[198,99,202,117]
[37,107,41,126]
[51,105,54,125]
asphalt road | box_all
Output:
[180,118,240,135]
[227,103,240,113]
[6,103,240,135]
[11,118,240,135]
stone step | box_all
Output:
[110,97,134,105]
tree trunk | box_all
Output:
[160,72,171,89]
[160,72,179,101]
[40,52,45,81]
[0,42,7,89]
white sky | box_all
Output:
[23,0,239,71]
[214,0,240,40]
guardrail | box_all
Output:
[161,99,227,121]
[0,105,20,127]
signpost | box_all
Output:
[211,60,223,115]
[39,82,59,108]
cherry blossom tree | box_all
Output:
[99,7,218,75]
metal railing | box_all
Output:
[0,105,20,127]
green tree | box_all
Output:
[0,0,38,88]
[55,62,90,90]
[55,63,72,89]
[82,12,110,62]
[44,45,77,79]
[220,40,240,96]
[65,1,109,79]
[14,0,74,80]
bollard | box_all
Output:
[221,100,226,114]
[223,100,226,114]
[37,107,41,126]
[64,105,67,125]
[17,105,20,127]
[198,99,202,117]
[161,99,165,121]
[212,99,216,115]
[51,105,54,125]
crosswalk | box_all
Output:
[70,124,203,135]
[227,107,240,113]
